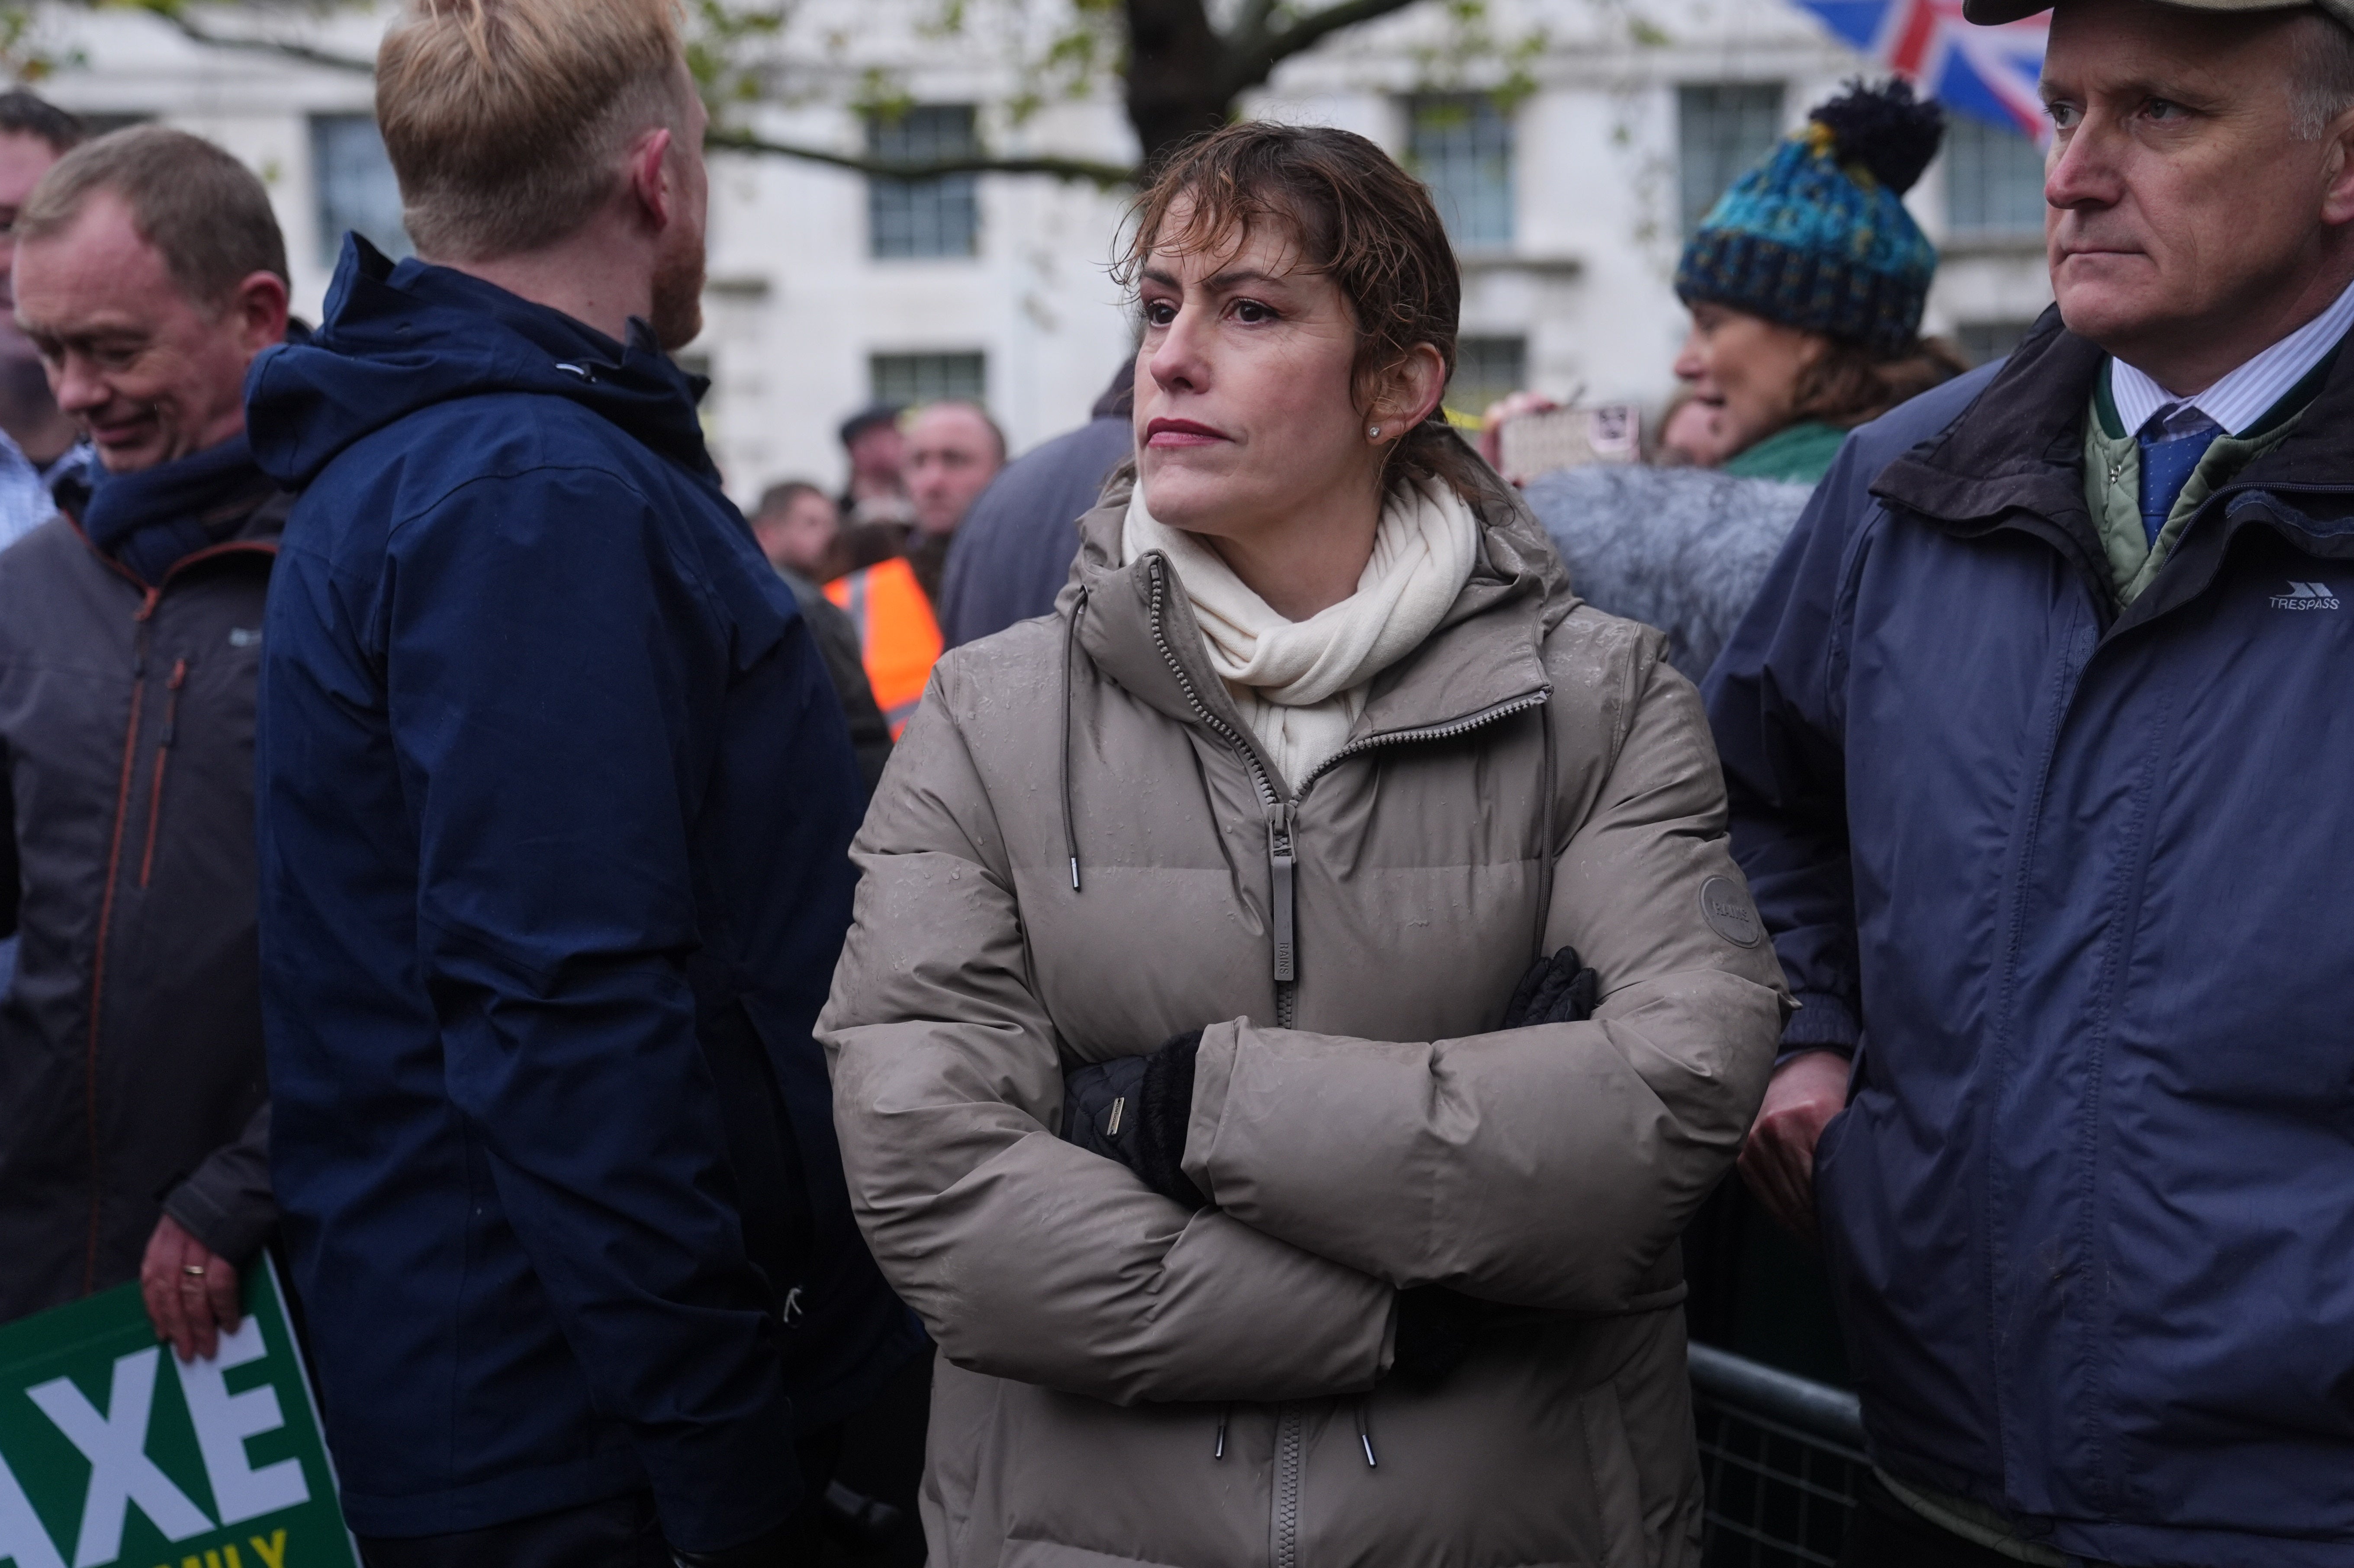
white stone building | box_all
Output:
[23,0,2053,505]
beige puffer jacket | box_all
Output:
[820,472,1789,1568]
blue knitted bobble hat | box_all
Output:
[1675,80,1945,355]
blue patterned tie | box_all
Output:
[2138,410,2222,545]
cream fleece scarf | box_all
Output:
[1123,477,1481,789]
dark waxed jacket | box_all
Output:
[1707,309,2354,1567]
[0,459,282,1324]
[248,239,919,1549]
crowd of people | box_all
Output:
[0,0,2351,1563]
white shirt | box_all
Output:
[2111,274,2354,438]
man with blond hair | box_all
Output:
[246,0,919,1562]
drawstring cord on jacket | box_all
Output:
[1531,699,1558,964]
[1061,587,1090,893]
[1213,1404,1229,1459]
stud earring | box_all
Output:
[1368,425,1382,438]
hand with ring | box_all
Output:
[138,1213,242,1362]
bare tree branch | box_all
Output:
[705,128,1134,185]
[1218,0,1421,94]
[147,7,376,72]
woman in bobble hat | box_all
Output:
[1674,78,1969,484]
[1523,81,1973,681]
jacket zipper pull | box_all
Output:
[1267,802,1296,985]
[160,658,187,746]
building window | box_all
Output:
[1957,319,2040,366]
[868,106,980,260]
[311,114,410,267]
[1446,335,1527,418]
[1406,95,1515,251]
[1677,84,1785,237]
[1945,117,2046,239]
[871,351,986,406]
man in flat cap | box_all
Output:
[1709,0,2354,1562]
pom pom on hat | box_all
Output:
[1811,77,1946,196]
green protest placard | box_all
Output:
[0,1256,356,1568]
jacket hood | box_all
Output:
[245,235,717,491]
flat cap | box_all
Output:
[1966,0,2354,27]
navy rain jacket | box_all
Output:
[1707,311,2354,1568]
[247,239,918,1549]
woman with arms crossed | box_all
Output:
[821,123,1788,1568]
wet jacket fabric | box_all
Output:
[1706,312,2354,1567]
[0,446,282,1324]
[821,472,1789,1567]
[247,239,919,1549]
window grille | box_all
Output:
[1407,94,1516,251]
[311,115,410,267]
[1945,116,2047,240]
[868,106,981,260]
[870,351,987,406]
[1677,84,1785,238]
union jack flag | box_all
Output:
[1795,0,2052,140]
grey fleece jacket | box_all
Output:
[1525,464,1811,680]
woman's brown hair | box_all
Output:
[1114,121,1489,500]
[1791,334,1972,431]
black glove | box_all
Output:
[1068,1026,1215,1205]
[1060,1029,1207,1209]
[1503,945,1599,1028]
[1387,1285,1490,1386]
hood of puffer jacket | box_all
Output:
[1055,463,1582,802]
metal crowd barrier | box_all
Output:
[1689,1343,1868,1567]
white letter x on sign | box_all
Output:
[27,1348,213,1567]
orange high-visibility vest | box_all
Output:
[824,556,943,740]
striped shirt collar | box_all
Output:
[2110,274,2354,439]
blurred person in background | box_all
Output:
[0,90,84,999]
[935,360,1135,649]
[751,477,844,580]
[847,398,1003,602]
[1524,84,1965,683]
[248,0,922,1560]
[0,91,84,553]
[1669,79,1968,486]
[752,479,892,796]
[1653,386,1737,468]
[836,401,910,528]
[824,401,1002,737]
[0,128,289,1358]
[820,121,1786,1568]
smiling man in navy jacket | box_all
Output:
[245,0,919,1563]
[1709,1,2354,1565]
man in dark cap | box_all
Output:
[1711,0,2354,1562]
[836,401,910,529]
